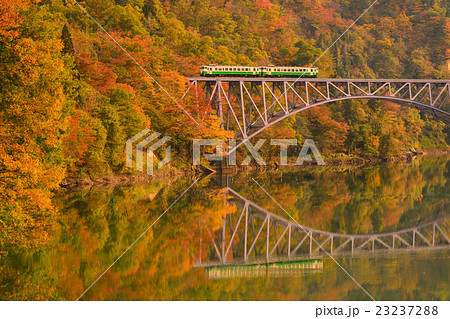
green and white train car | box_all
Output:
[200,64,318,78]
[261,65,318,77]
[200,65,259,77]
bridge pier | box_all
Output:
[210,157,235,174]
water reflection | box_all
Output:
[197,187,449,267]
[0,156,448,300]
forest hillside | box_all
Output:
[0,0,449,248]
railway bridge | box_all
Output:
[195,187,450,268]
[184,78,450,153]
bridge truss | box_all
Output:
[185,78,450,151]
[196,188,450,267]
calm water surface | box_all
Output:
[1,156,449,300]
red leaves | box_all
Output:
[76,53,117,94]
[0,0,29,39]
[254,0,273,11]
[63,111,97,166]
[305,106,349,153]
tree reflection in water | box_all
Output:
[0,157,448,300]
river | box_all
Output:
[1,156,449,300]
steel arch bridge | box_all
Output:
[184,77,450,152]
[195,187,450,268]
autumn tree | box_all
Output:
[0,1,74,249]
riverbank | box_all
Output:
[59,149,449,189]
[212,149,450,173]
[59,165,203,189]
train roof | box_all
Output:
[202,65,318,68]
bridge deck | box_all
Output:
[188,77,450,83]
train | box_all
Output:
[200,65,318,78]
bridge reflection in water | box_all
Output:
[195,187,449,278]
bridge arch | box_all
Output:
[230,95,450,153]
